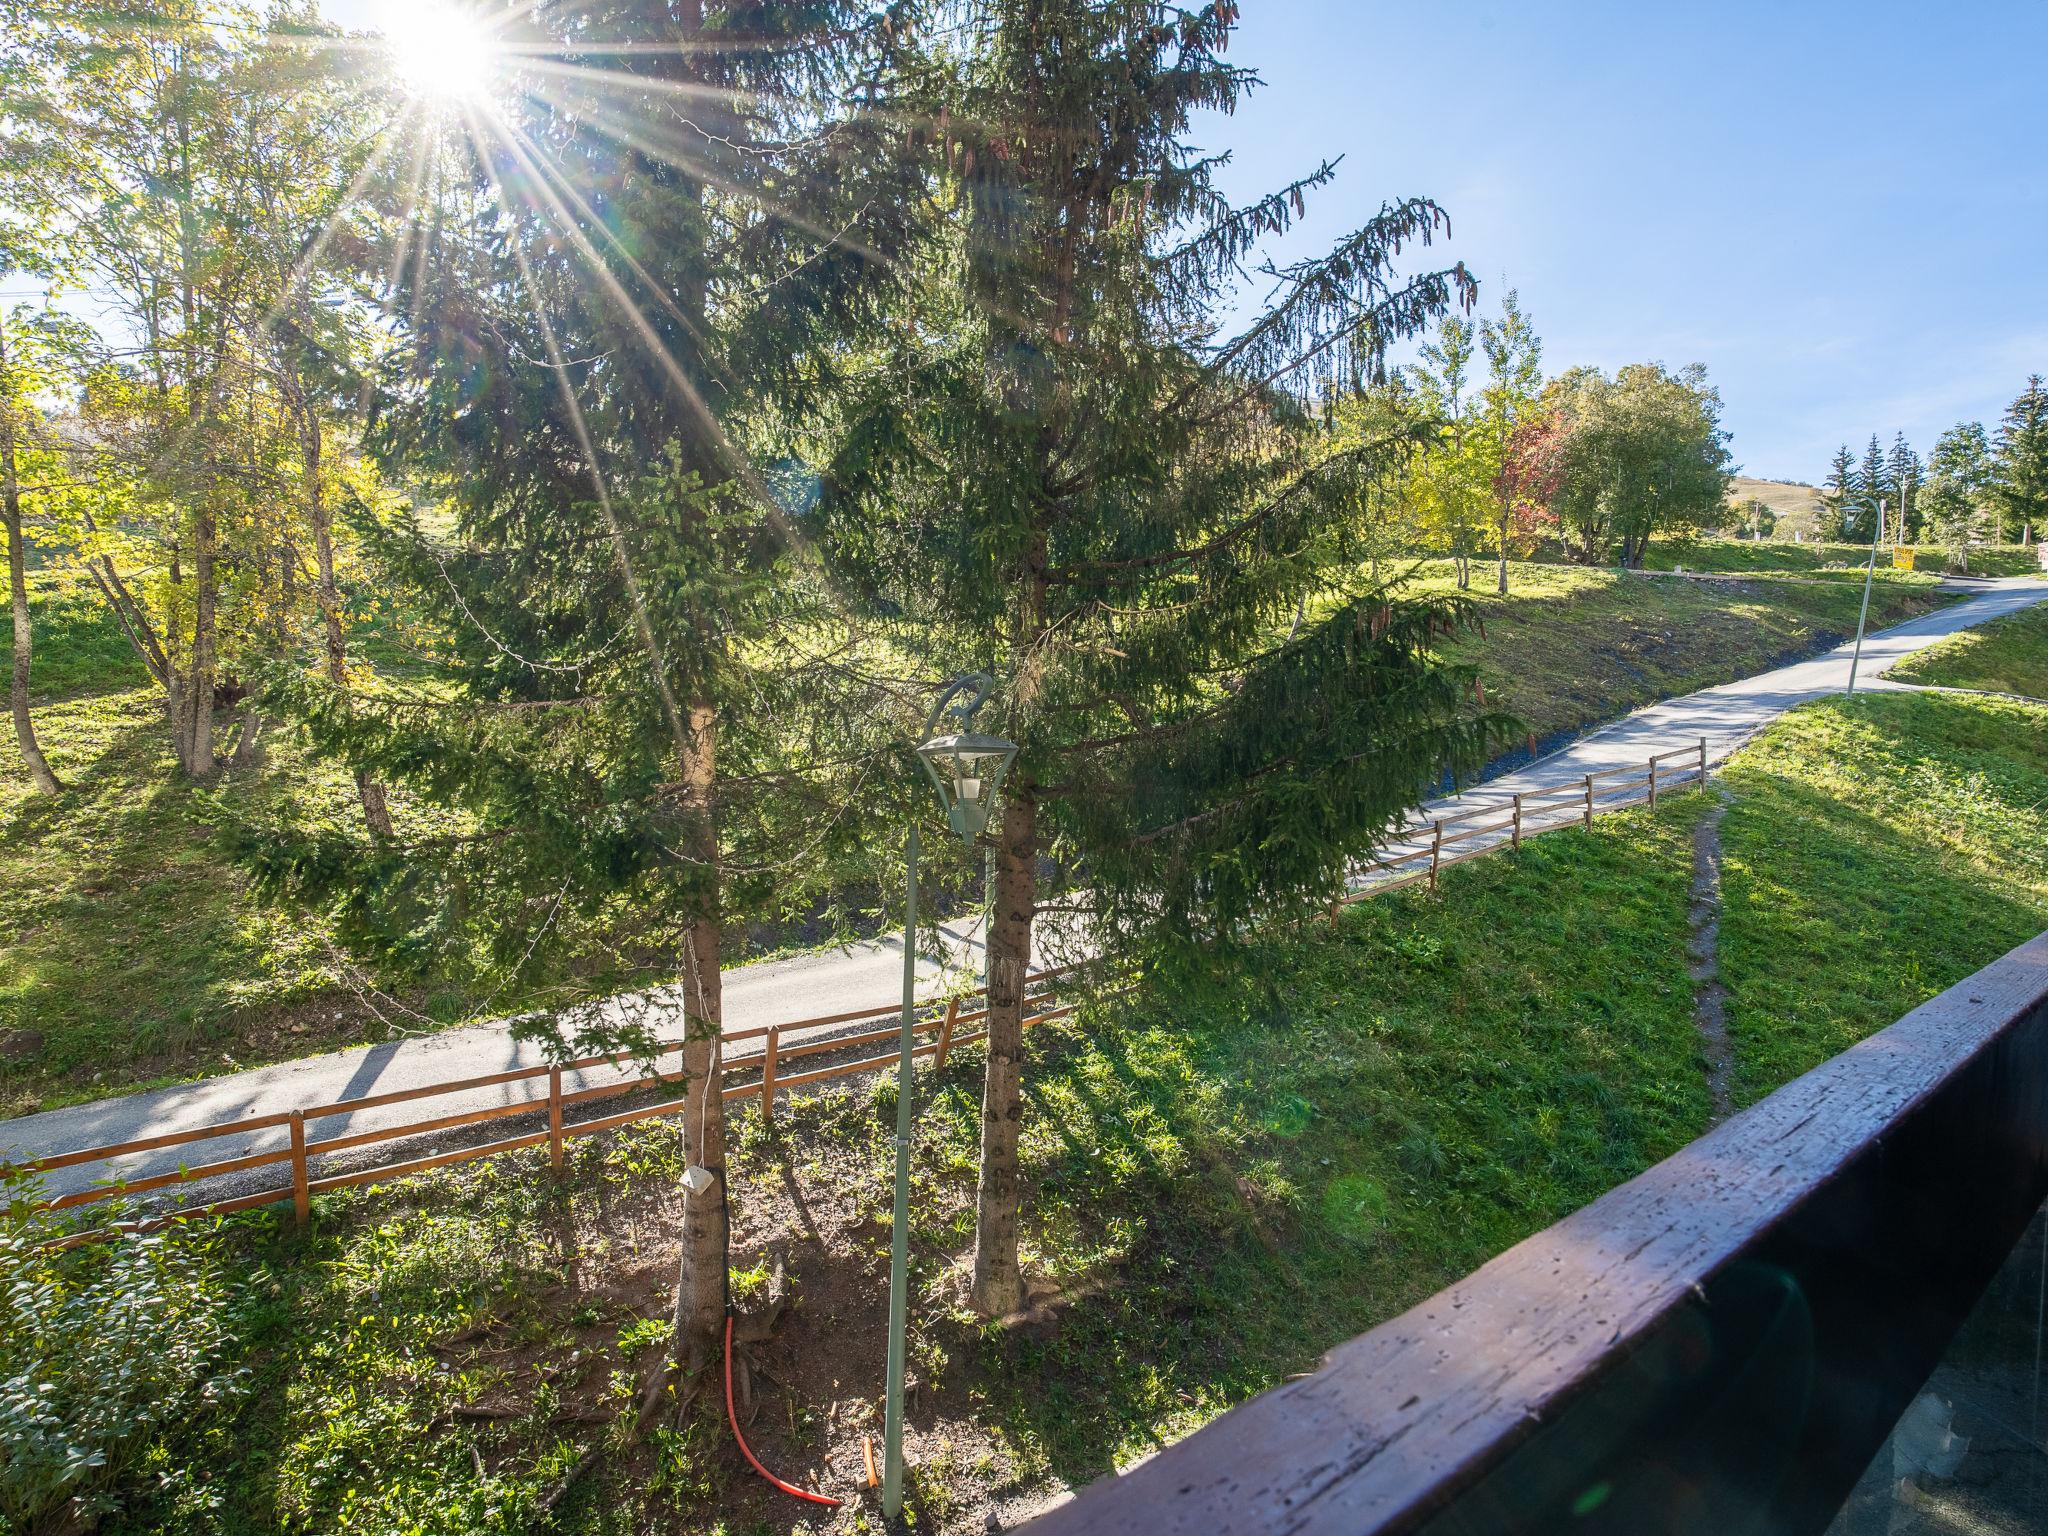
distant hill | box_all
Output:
[1726,475,1824,536]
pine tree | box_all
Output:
[1886,432,1922,540]
[1857,434,1890,542]
[819,0,1510,1317]
[258,0,924,1373]
[1818,443,1858,540]
[1925,421,1992,569]
[1993,374,2048,545]
[1478,290,1544,593]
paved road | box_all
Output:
[6,575,2044,1201]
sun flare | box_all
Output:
[377,1,500,104]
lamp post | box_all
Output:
[1847,497,1885,696]
[882,673,1017,1521]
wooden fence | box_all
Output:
[12,974,1080,1243]
[1344,737,1710,900]
[9,737,1714,1243]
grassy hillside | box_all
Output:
[1718,691,2048,1102]
[0,561,1966,1115]
[0,579,410,1117]
[1887,600,2048,698]
[1417,559,1951,744]
[1726,474,1823,534]
[56,687,2048,1535]
[1642,535,2046,578]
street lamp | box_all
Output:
[1847,497,1885,696]
[883,673,1016,1521]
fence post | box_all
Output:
[1512,793,1523,851]
[548,1067,564,1168]
[290,1111,309,1228]
[933,997,961,1073]
[1583,774,1594,831]
[759,1028,780,1124]
[1699,736,1709,791]
[1649,756,1659,809]
[1429,819,1443,892]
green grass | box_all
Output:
[1418,559,1951,742]
[0,680,409,1116]
[0,578,376,1113]
[0,574,151,699]
[1717,691,2048,1102]
[1887,600,2048,699]
[1639,536,2046,578]
[92,798,1719,1534]
[0,557,1963,1117]
[0,580,684,1116]
[68,686,2048,1534]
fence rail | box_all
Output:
[1347,737,1710,899]
[11,737,1715,1243]
[13,972,1081,1244]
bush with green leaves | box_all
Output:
[0,1175,243,1533]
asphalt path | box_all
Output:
[6,574,2043,1202]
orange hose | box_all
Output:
[724,1314,843,1509]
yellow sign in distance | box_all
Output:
[1893,546,1916,570]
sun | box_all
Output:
[376,1,501,104]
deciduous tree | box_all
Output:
[1924,420,1993,570]
[1545,363,1731,566]
[1476,289,1544,591]
[0,297,63,793]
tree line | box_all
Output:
[1819,376,2048,562]
[1,0,1525,1379]
[1336,292,1734,592]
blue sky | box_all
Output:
[293,0,2046,481]
[1210,0,2048,478]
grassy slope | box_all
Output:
[0,559,1958,1118]
[1725,474,1822,525]
[103,797,1718,1535]
[0,583,440,1117]
[1641,535,2046,578]
[77,688,2048,1535]
[1886,600,2048,698]
[1419,559,1950,742]
[1717,691,2048,1103]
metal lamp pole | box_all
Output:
[882,818,919,1520]
[883,674,1016,1521]
[1846,497,1885,696]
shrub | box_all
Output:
[0,1174,243,1533]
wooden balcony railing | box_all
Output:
[1022,929,2048,1536]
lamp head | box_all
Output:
[916,729,1019,844]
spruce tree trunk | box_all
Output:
[303,409,393,836]
[968,786,1033,1317]
[670,702,728,1369]
[0,320,59,796]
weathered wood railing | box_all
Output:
[1022,929,2048,1536]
